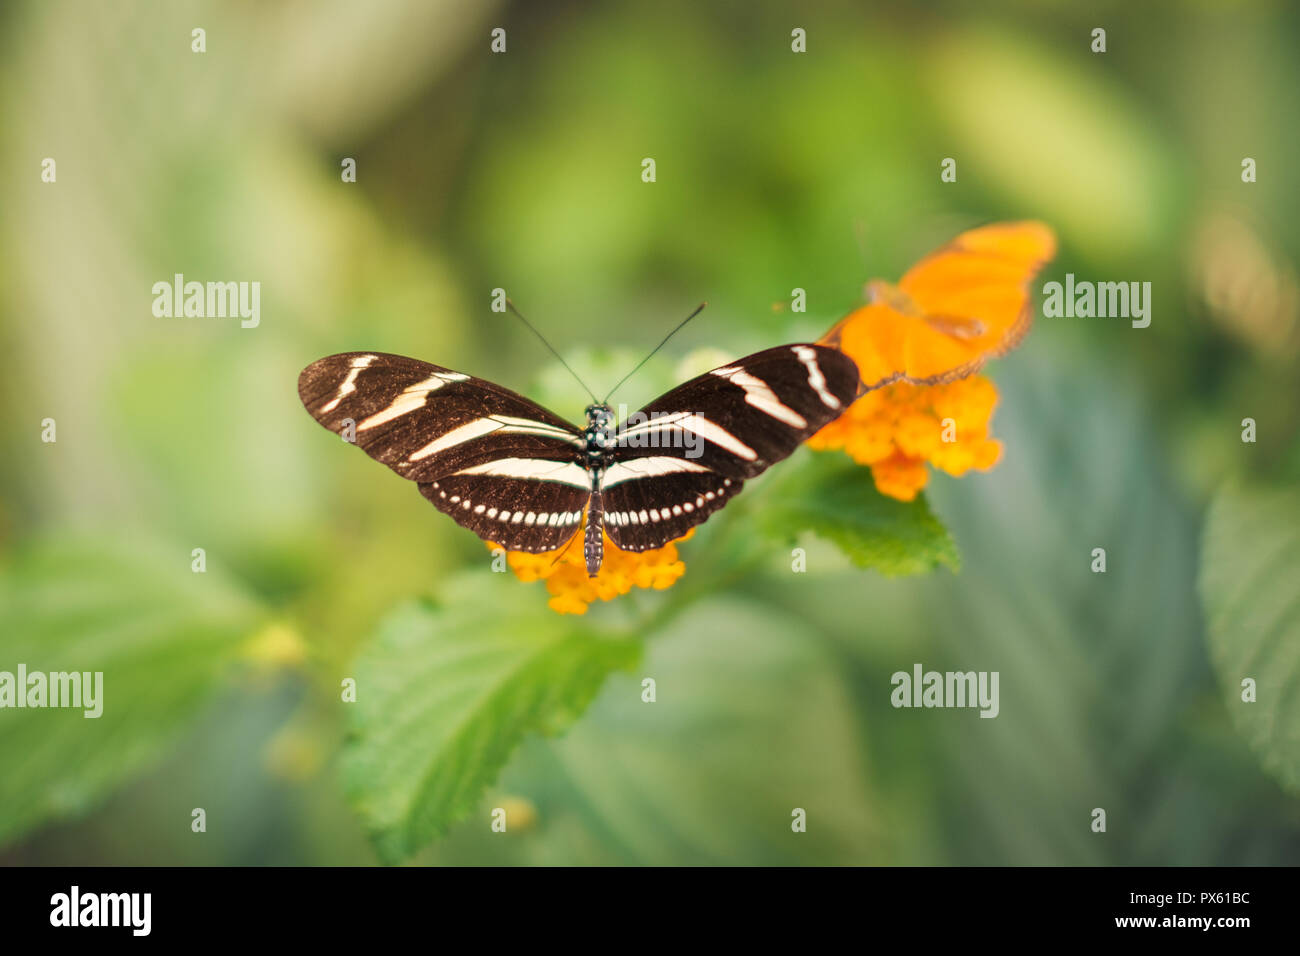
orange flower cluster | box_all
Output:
[491,529,691,615]
[808,221,1054,500]
[807,375,1003,501]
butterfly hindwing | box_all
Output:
[299,351,588,552]
[603,344,858,551]
[418,475,588,553]
[601,470,742,552]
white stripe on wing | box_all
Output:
[600,456,713,488]
[452,458,593,488]
[792,346,841,410]
[356,371,470,430]
[619,412,758,461]
[409,415,580,461]
[318,354,376,413]
[712,366,808,428]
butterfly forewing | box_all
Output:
[299,351,588,552]
[602,344,859,552]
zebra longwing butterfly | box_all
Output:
[298,344,859,576]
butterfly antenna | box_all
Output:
[603,302,707,404]
[548,526,583,569]
[506,299,598,403]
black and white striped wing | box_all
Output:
[602,344,859,551]
[298,352,590,552]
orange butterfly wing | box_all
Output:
[823,221,1057,389]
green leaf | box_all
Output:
[0,537,263,847]
[760,455,959,576]
[342,575,641,863]
[1199,484,1300,796]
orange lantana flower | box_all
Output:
[490,530,692,615]
[807,375,1002,501]
[811,221,1056,500]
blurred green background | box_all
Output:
[2,0,1299,865]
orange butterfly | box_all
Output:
[821,221,1057,390]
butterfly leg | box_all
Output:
[583,491,604,577]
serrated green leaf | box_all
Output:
[760,455,959,576]
[1199,484,1300,796]
[0,537,263,846]
[342,575,641,863]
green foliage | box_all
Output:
[891,360,1269,864]
[761,455,959,576]
[1200,484,1300,796]
[342,577,640,863]
[0,538,262,846]
[492,596,880,865]
[760,358,1287,866]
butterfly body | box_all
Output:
[581,402,617,575]
[299,344,859,576]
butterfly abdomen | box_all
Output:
[584,490,604,577]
